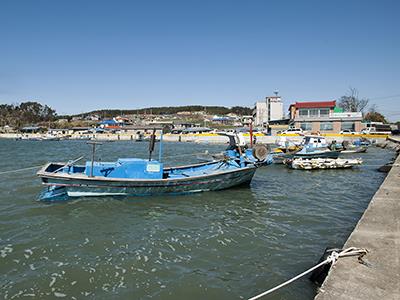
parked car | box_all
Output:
[361,127,391,135]
[340,129,356,134]
[281,128,304,135]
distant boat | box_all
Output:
[135,133,145,142]
[285,158,363,170]
[340,146,368,154]
[331,140,368,154]
[41,135,60,141]
[294,135,341,159]
[294,148,340,159]
[216,132,273,165]
[268,136,302,164]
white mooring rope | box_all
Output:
[248,247,368,300]
[0,165,43,175]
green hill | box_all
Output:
[73,105,252,118]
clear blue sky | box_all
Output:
[1,0,399,119]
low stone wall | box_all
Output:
[314,141,400,300]
[0,132,392,145]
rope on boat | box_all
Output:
[247,247,368,300]
[0,165,43,175]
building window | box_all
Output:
[320,122,333,131]
[319,108,330,117]
[298,108,330,118]
[309,109,319,117]
[300,122,312,131]
[299,109,308,117]
[341,122,355,131]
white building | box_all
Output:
[267,96,284,121]
[253,94,284,126]
[253,102,268,126]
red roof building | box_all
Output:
[291,100,336,109]
[288,100,363,133]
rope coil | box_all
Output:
[248,247,368,300]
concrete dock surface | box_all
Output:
[315,146,400,299]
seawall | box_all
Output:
[314,138,400,299]
[0,133,390,144]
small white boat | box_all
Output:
[284,158,363,170]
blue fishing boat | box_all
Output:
[37,159,257,201]
[217,132,273,165]
[269,137,302,164]
[330,140,368,154]
[294,135,340,159]
[37,131,260,201]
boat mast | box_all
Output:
[87,141,102,177]
[148,128,156,161]
[250,120,254,148]
[158,127,164,162]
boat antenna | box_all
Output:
[148,128,156,161]
[87,141,102,177]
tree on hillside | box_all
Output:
[230,106,253,115]
[19,101,57,124]
[364,104,388,123]
[0,101,57,127]
[337,87,369,112]
[76,105,252,118]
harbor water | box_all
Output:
[0,139,395,299]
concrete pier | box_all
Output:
[314,141,400,299]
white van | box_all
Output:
[361,127,391,135]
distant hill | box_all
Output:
[72,105,253,118]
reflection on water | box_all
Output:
[0,139,394,299]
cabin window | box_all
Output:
[320,122,333,131]
[341,122,355,131]
[300,122,312,131]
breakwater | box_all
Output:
[314,137,400,300]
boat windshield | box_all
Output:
[304,136,327,147]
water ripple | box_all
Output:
[0,140,394,300]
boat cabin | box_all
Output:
[85,159,164,179]
[43,157,248,181]
[302,135,329,149]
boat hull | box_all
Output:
[294,150,340,159]
[340,146,368,154]
[38,164,257,200]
